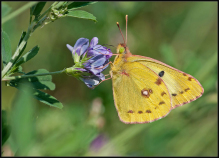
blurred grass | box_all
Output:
[2,1,217,156]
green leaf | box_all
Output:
[15,45,39,67]
[8,31,28,74]
[30,2,46,18]
[25,69,55,90]
[67,2,96,10]
[17,66,24,74]
[11,84,63,109]
[2,30,12,67]
[2,3,11,17]
[31,89,63,109]
[10,46,39,74]
[9,66,24,75]
[2,110,11,146]
[66,10,97,22]
[10,81,63,109]
[10,69,55,90]
[10,83,36,156]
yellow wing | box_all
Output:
[111,60,172,124]
[128,55,204,109]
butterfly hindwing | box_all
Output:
[128,55,204,109]
[112,61,172,124]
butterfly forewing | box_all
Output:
[128,55,204,109]
[112,61,172,124]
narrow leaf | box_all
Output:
[17,66,24,74]
[10,69,55,90]
[10,46,39,74]
[67,2,96,10]
[10,82,63,109]
[2,3,11,17]
[32,89,63,109]
[15,45,39,67]
[66,10,97,22]
[31,2,46,18]
[2,30,12,67]
[9,31,28,73]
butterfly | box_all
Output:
[109,15,204,124]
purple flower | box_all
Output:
[66,37,112,88]
[90,134,108,152]
[67,38,89,56]
[86,37,112,59]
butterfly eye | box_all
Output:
[119,47,125,54]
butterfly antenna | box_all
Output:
[116,22,126,46]
[126,15,128,45]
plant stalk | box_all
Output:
[2,70,65,81]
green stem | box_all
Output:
[2,70,65,81]
[2,2,38,24]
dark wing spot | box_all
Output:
[159,101,165,105]
[183,73,187,76]
[172,93,177,96]
[149,89,153,94]
[188,77,192,81]
[128,110,134,113]
[180,91,184,94]
[138,111,143,114]
[185,88,190,92]
[161,92,167,96]
[146,110,152,113]
[155,78,162,85]
[158,71,165,77]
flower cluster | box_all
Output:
[66,37,112,88]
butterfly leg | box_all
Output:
[95,61,113,70]
[91,77,112,89]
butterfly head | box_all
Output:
[116,15,132,56]
[117,43,126,54]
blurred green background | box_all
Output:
[2,1,217,156]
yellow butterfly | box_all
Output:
[110,15,204,124]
